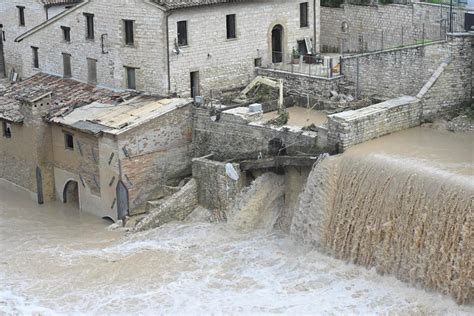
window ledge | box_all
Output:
[300,26,310,29]
[225,37,238,42]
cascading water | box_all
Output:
[291,153,473,304]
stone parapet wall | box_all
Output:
[193,107,326,161]
[321,3,467,53]
[256,68,344,98]
[327,96,422,151]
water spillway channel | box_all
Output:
[0,127,473,314]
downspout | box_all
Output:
[166,11,172,95]
[313,0,316,54]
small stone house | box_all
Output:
[10,0,320,96]
[0,73,193,220]
[0,73,122,203]
[49,95,193,220]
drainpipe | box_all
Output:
[166,11,172,96]
[0,26,5,78]
[313,0,316,54]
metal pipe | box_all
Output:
[166,12,172,95]
[313,0,317,53]
[449,0,453,33]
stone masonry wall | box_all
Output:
[193,107,326,161]
[419,34,473,120]
[327,95,422,152]
[118,104,194,212]
[256,68,343,98]
[321,3,467,53]
[192,157,246,212]
[168,0,320,96]
[341,41,449,98]
[133,179,198,232]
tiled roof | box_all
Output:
[0,73,127,123]
[152,0,254,10]
[39,0,83,7]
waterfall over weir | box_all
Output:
[291,153,473,304]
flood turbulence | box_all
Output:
[1,127,473,314]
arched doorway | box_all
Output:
[63,180,79,206]
[272,25,283,63]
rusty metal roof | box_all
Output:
[0,73,127,123]
[50,95,192,135]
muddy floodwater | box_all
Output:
[263,106,328,127]
[1,127,473,314]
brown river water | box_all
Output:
[1,127,473,314]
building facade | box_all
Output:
[9,0,320,96]
[0,0,80,78]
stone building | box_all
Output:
[0,73,121,203]
[9,0,320,96]
[49,96,193,220]
[0,0,81,78]
[0,73,193,220]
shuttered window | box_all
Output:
[61,26,71,42]
[62,53,72,78]
[125,67,136,90]
[87,58,97,84]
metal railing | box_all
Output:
[263,51,342,78]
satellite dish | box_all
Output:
[225,163,240,181]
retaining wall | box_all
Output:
[193,107,327,160]
[327,95,422,151]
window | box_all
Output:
[300,2,309,28]
[226,14,236,39]
[254,57,262,67]
[84,13,94,39]
[64,132,74,150]
[61,26,71,42]
[17,6,25,26]
[32,46,39,68]
[87,58,97,84]
[125,67,136,90]
[124,20,134,45]
[2,121,11,138]
[177,21,188,46]
[297,40,308,54]
[62,53,71,78]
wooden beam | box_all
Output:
[239,155,317,171]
